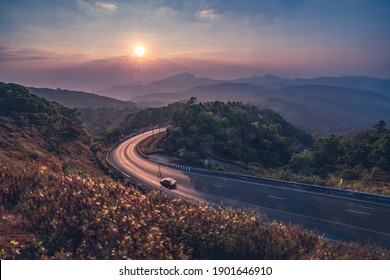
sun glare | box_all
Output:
[134,45,146,57]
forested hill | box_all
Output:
[161,98,313,167]
[27,86,138,136]
[0,82,102,175]
[1,82,85,142]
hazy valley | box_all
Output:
[29,73,390,135]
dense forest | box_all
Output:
[1,83,389,259]
[287,122,390,192]
[161,98,312,167]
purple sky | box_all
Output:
[1,0,389,90]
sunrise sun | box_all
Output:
[134,45,146,57]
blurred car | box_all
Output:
[160,177,177,189]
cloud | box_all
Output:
[197,9,221,21]
[0,45,52,62]
[76,0,117,15]
[95,1,117,14]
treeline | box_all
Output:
[102,106,171,143]
[288,121,390,191]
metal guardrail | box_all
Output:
[108,126,390,205]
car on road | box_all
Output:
[160,177,177,189]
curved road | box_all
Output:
[107,128,390,248]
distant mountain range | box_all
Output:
[102,73,219,100]
[21,72,390,135]
[106,73,390,135]
[28,87,136,110]
[101,72,390,100]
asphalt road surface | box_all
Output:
[107,128,390,248]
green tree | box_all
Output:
[372,120,386,134]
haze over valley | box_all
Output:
[29,72,390,135]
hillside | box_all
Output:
[1,82,389,259]
[28,87,138,135]
[0,82,107,257]
[150,99,313,167]
[284,121,390,195]
[0,82,102,175]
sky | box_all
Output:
[0,0,390,89]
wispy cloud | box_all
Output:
[0,45,90,64]
[196,9,221,21]
[76,0,117,15]
[0,45,51,62]
[96,1,117,14]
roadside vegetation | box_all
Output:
[1,154,389,259]
[1,82,389,259]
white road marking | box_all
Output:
[268,195,286,200]
[359,205,376,210]
[346,209,371,216]
[212,184,223,188]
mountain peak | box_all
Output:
[162,72,196,81]
[177,72,196,78]
[263,74,282,79]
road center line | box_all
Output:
[268,195,286,200]
[358,206,376,210]
[346,209,371,215]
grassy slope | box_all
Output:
[1,155,389,260]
